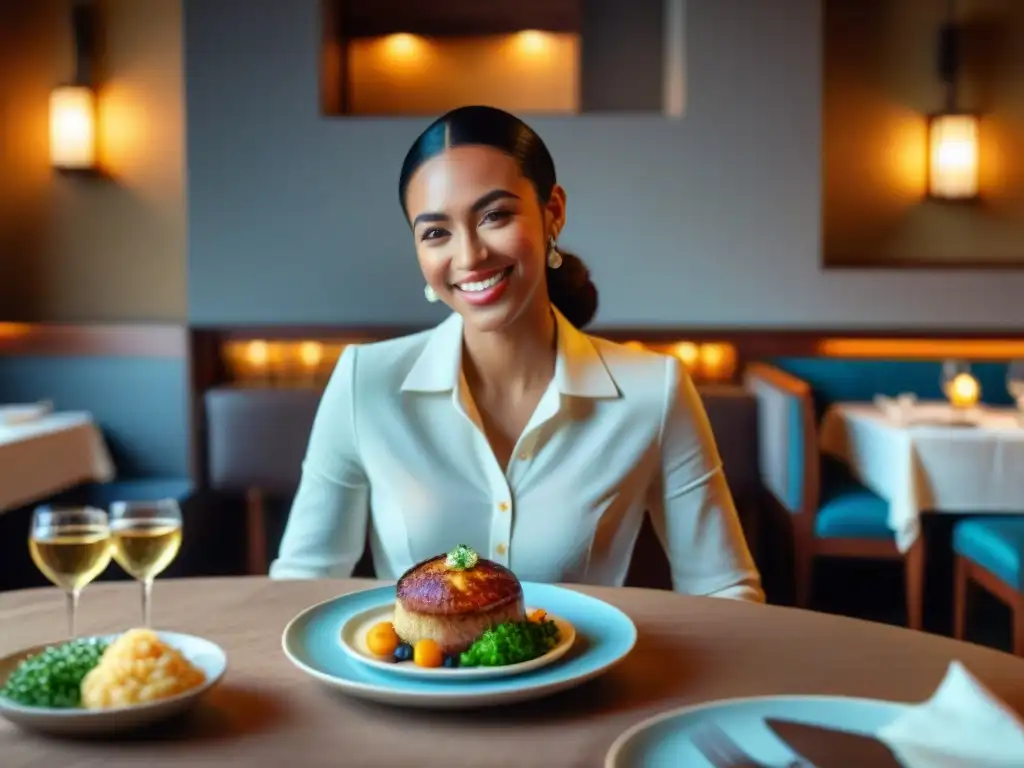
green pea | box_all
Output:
[0,638,109,708]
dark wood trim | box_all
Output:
[193,326,1024,375]
[193,325,1024,342]
[0,323,187,358]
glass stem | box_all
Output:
[142,578,154,627]
[66,589,80,638]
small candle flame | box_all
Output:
[948,372,980,408]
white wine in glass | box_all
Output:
[109,500,182,627]
[29,506,112,638]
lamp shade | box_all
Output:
[928,113,979,200]
[49,84,97,171]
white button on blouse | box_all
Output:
[269,307,764,602]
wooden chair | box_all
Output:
[953,517,1024,656]
[744,363,925,629]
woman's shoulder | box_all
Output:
[585,336,712,449]
[586,333,678,379]
[579,333,689,412]
[336,328,436,387]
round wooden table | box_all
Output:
[4,577,1024,767]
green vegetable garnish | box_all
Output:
[445,544,479,571]
[0,637,109,708]
[460,619,561,667]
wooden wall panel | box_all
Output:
[0,323,187,358]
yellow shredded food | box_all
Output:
[80,628,206,709]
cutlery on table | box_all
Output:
[765,718,904,768]
[690,721,813,767]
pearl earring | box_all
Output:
[423,284,439,303]
[547,237,562,269]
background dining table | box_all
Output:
[4,577,1024,767]
[820,401,1024,552]
[0,409,115,513]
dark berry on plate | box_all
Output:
[393,643,413,662]
[443,655,459,668]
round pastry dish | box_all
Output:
[394,547,525,655]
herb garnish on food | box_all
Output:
[445,544,479,571]
[459,619,561,667]
[0,637,110,708]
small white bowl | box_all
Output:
[0,631,227,737]
[339,603,575,680]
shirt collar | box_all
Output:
[400,306,620,399]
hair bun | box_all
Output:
[547,250,598,328]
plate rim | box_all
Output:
[337,601,577,679]
[0,629,228,719]
[281,582,638,701]
[603,693,912,767]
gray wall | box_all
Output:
[185,0,1024,329]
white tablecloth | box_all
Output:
[820,402,1024,552]
[0,412,116,512]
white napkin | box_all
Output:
[0,400,52,426]
[877,661,1024,767]
[873,393,917,425]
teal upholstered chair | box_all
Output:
[744,364,925,629]
[953,517,1024,656]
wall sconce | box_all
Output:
[928,113,979,200]
[927,4,979,201]
[51,2,100,176]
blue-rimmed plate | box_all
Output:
[604,695,909,767]
[282,582,636,708]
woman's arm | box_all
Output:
[269,345,370,580]
[647,357,765,602]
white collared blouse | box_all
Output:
[269,308,764,602]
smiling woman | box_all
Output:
[398,105,597,331]
[269,106,763,605]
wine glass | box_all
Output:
[1008,359,1024,423]
[109,500,183,627]
[29,506,112,638]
